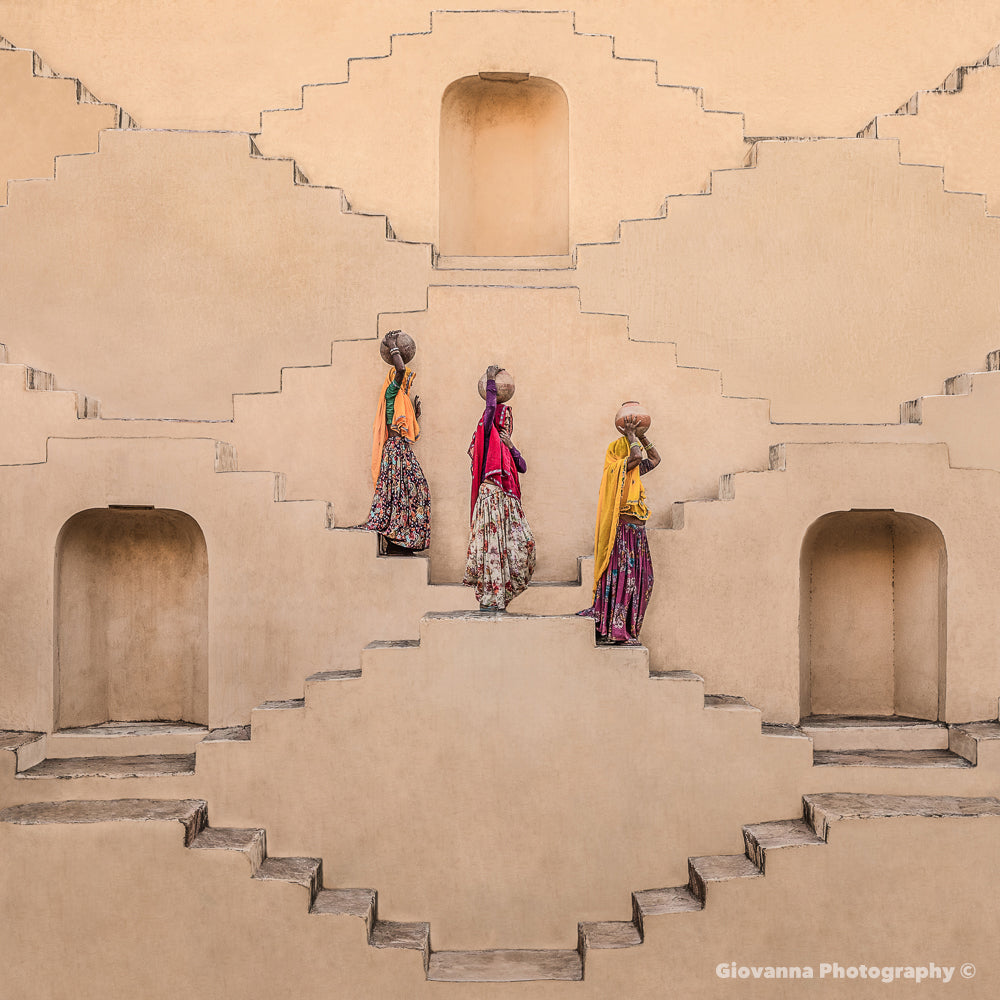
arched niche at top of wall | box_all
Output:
[54,507,209,730]
[439,73,569,256]
[798,510,947,722]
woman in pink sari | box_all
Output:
[463,365,535,611]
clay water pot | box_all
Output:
[615,400,651,433]
[478,369,516,403]
[379,332,417,365]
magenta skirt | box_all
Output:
[578,522,653,643]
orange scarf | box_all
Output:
[371,367,419,486]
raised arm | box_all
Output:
[621,415,645,471]
[385,331,406,383]
[483,364,500,424]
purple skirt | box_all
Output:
[579,522,653,643]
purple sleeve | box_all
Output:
[479,379,498,483]
[508,445,527,473]
[483,379,497,429]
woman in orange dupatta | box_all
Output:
[364,331,430,553]
[578,410,660,643]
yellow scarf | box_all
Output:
[371,367,419,486]
[591,437,648,596]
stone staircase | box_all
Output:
[858,41,1000,139]
[4,792,996,983]
[0,35,137,208]
[0,352,100,423]
[0,34,137,129]
[901,347,1000,424]
[800,715,1000,769]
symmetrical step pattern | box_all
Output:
[6,794,994,982]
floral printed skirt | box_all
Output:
[463,481,536,609]
[578,521,653,643]
[365,436,430,551]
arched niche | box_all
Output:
[799,510,946,721]
[439,73,569,256]
[54,508,209,729]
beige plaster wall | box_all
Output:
[0,47,116,202]
[875,65,1000,214]
[255,11,747,248]
[0,436,479,731]
[230,286,775,584]
[577,138,1000,424]
[2,1,1000,139]
[199,613,811,950]
[644,443,1000,723]
[0,128,432,419]
[587,816,1000,998]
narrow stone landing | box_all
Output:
[17,753,197,779]
[46,721,208,758]
[812,749,971,768]
[427,950,583,982]
[800,715,948,751]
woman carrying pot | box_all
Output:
[365,330,430,554]
[463,364,535,611]
[578,403,660,643]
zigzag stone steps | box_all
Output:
[900,347,1000,424]
[575,136,1000,427]
[4,793,998,982]
[254,10,748,249]
[194,611,817,954]
[859,43,1000,214]
[0,127,433,421]
[0,38,135,207]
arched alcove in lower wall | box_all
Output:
[439,73,569,255]
[799,510,947,720]
[54,507,209,729]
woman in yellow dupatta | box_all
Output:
[364,331,430,553]
[578,410,660,643]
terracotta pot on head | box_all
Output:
[379,332,417,365]
[615,400,651,434]
[478,369,515,403]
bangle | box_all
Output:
[629,440,641,450]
